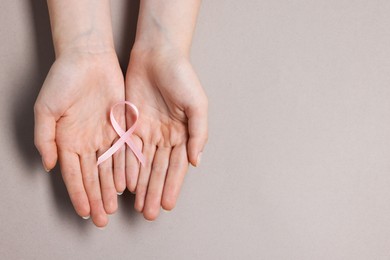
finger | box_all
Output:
[125,135,143,193]
[143,146,171,220]
[134,144,156,212]
[97,152,117,215]
[59,150,90,218]
[80,153,108,227]
[186,100,208,167]
[34,104,58,172]
[162,144,189,211]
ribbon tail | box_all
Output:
[97,138,126,166]
[125,138,146,166]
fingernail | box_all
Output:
[97,226,106,230]
[196,152,202,167]
[162,208,170,213]
[117,192,123,195]
[42,158,50,172]
[82,215,90,220]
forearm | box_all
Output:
[133,0,201,56]
[47,0,115,57]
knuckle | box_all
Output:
[136,185,146,196]
[125,163,139,174]
[64,168,81,180]
[169,158,184,169]
[89,197,104,208]
[69,189,86,201]
[83,174,99,187]
[101,186,116,196]
[114,163,125,173]
[151,162,168,173]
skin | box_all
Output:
[34,0,125,227]
[34,0,208,226]
[125,0,208,220]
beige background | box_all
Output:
[2,0,390,259]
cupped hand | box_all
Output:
[125,47,208,220]
[34,50,126,227]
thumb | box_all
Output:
[34,104,58,172]
[186,99,208,167]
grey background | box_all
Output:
[1,0,390,259]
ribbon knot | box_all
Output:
[97,101,145,166]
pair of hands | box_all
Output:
[34,45,208,227]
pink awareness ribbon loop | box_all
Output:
[97,101,145,166]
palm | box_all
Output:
[124,51,207,220]
[34,52,126,227]
[126,68,188,148]
[53,63,123,153]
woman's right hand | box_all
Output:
[34,50,126,227]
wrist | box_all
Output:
[133,21,192,58]
[47,0,115,58]
[133,0,199,57]
[53,34,115,59]
[52,46,119,72]
[130,42,189,69]
[131,37,190,62]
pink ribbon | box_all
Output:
[97,101,145,166]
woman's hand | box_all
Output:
[34,50,126,227]
[125,47,208,221]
